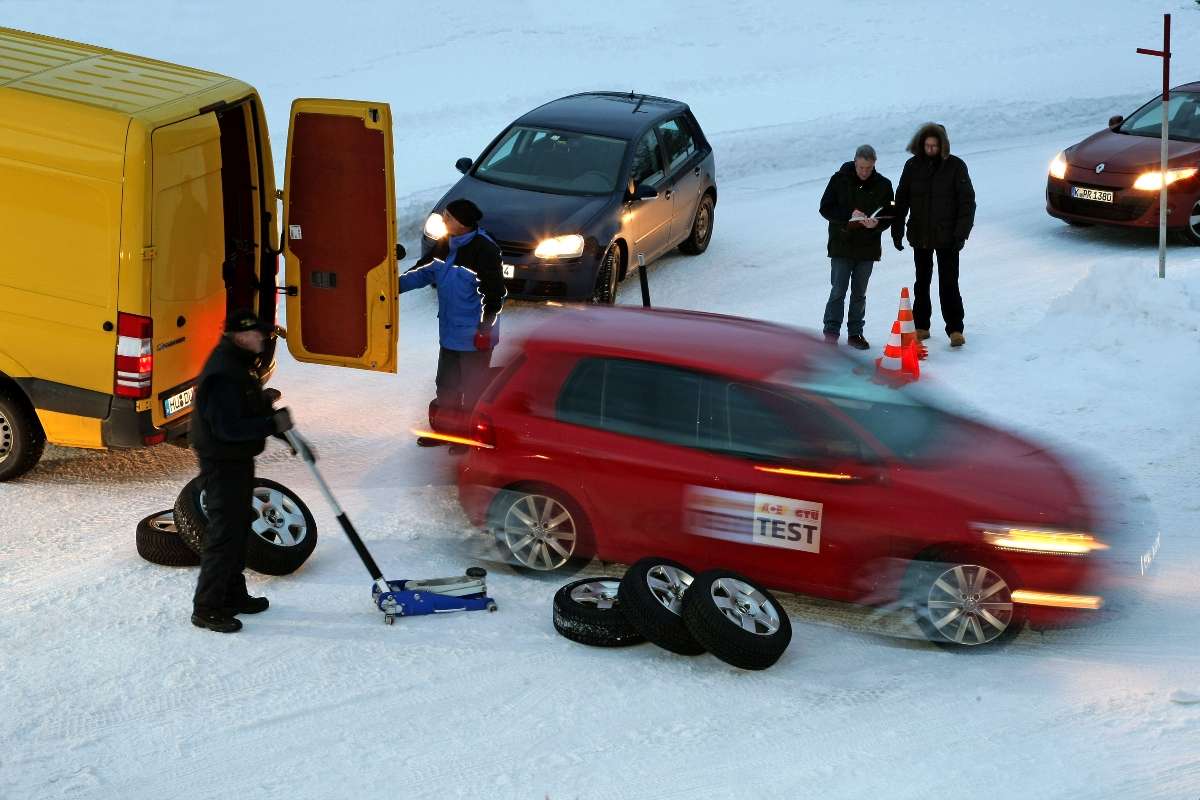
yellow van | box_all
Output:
[0,27,401,481]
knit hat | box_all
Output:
[444,198,483,228]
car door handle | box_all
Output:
[693,166,702,176]
[664,189,673,199]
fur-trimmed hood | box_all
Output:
[907,122,950,158]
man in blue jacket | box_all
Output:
[400,199,506,449]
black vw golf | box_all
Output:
[420,92,718,303]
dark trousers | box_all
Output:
[430,347,492,435]
[913,247,964,334]
[822,257,874,337]
[193,458,253,614]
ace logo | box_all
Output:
[753,494,822,553]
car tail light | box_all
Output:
[115,312,153,399]
[470,413,496,448]
[143,432,167,446]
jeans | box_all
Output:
[913,248,964,334]
[823,258,874,337]
[429,346,493,435]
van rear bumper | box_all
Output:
[102,398,191,449]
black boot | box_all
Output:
[231,595,270,615]
[847,334,870,350]
[191,610,243,633]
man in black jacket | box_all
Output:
[819,144,894,349]
[189,310,293,633]
[892,122,976,347]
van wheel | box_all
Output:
[0,390,45,482]
[489,487,593,575]
[678,193,715,255]
[591,244,619,305]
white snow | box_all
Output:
[2,3,1200,798]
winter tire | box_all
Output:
[173,476,319,575]
[617,557,705,655]
[905,556,1023,651]
[591,244,619,305]
[135,510,201,567]
[552,577,644,647]
[678,193,715,255]
[489,488,592,575]
[1184,199,1200,245]
[0,390,46,482]
[682,569,792,671]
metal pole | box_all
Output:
[1158,13,1171,279]
[637,253,651,307]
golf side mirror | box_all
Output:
[635,183,659,201]
[1109,115,1125,128]
[455,157,473,174]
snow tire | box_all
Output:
[135,510,201,567]
[617,557,705,655]
[682,569,792,671]
[552,577,644,647]
[0,389,46,482]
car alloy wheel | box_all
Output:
[552,577,644,647]
[1185,199,1200,245]
[617,557,705,655]
[708,577,782,635]
[679,194,715,255]
[922,563,1014,647]
[250,485,310,548]
[682,569,792,670]
[500,493,579,571]
[135,510,202,567]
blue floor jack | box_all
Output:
[284,430,497,624]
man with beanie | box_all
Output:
[819,144,894,349]
[189,309,294,633]
[401,198,506,451]
[892,122,976,347]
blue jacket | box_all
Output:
[400,229,506,351]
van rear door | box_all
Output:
[282,100,397,372]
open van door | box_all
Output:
[282,99,397,372]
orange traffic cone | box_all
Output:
[897,287,927,360]
[875,321,911,384]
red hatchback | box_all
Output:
[457,307,1155,648]
[1047,84,1200,243]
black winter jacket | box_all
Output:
[819,162,895,261]
[190,338,276,461]
[892,154,976,250]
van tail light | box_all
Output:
[115,312,153,399]
[471,413,496,448]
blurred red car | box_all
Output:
[1046,84,1200,243]
[457,307,1156,648]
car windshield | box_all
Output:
[769,358,954,461]
[1118,92,1200,142]
[473,125,628,196]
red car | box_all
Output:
[457,307,1155,648]
[1047,84,1200,243]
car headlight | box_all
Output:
[534,234,585,260]
[975,524,1109,555]
[1131,167,1198,191]
[423,212,447,240]
[1049,152,1068,180]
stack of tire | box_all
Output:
[552,557,792,671]
[135,477,318,576]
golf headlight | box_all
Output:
[1132,167,1198,191]
[1049,152,1068,180]
[423,212,448,240]
[534,234,585,259]
[976,524,1109,555]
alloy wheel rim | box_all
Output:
[1190,200,1200,235]
[709,577,781,636]
[570,579,621,609]
[645,564,693,616]
[250,488,308,547]
[503,494,577,570]
[696,203,711,243]
[924,564,1014,645]
[149,512,177,534]
[0,408,11,462]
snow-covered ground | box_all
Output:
[3,3,1200,798]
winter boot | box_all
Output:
[915,329,931,341]
[231,595,270,615]
[823,332,838,345]
[847,335,870,350]
[949,332,966,347]
[191,610,243,633]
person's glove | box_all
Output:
[955,239,966,252]
[263,388,282,406]
[271,407,294,434]
[474,325,493,351]
[893,238,904,252]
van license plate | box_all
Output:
[164,386,195,417]
[1071,186,1113,203]
[502,263,515,279]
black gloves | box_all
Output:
[263,388,282,406]
[893,238,904,252]
[271,407,294,434]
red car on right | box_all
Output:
[1047,83,1200,243]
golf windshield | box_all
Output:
[1118,92,1200,142]
[473,126,628,196]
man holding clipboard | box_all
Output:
[818,144,894,350]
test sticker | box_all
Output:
[752,493,822,553]
[289,224,303,240]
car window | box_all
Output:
[556,358,703,448]
[1119,92,1200,142]
[711,383,866,463]
[657,117,698,173]
[474,125,629,196]
[630,129,665,187]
